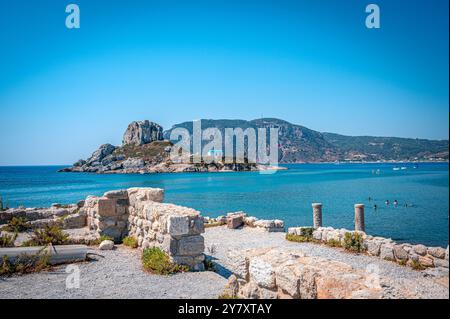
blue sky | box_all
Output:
[0,0,448,165]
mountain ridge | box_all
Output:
[164,118,449,163]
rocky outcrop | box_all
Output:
[123,120,163,146]
[59,120,282,174]
[223,247,383,299]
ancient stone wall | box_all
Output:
[288,226,449,269]
[85,187,205,270]
[224,247,382,299]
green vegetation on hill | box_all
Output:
[164,118,449,163]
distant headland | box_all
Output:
[59,118,448,174]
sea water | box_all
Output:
[0,163,448,247]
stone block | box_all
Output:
[227,215,244,229]
[167,215,190,236]
[97,197,116,217]
[177,236,204,255]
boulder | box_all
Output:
[413,244,427,256]
[122,120,163,146]
[99,240,115,250]
[427,247,446,259]
[227,215,244,229]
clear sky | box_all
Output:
[0,0,448,165]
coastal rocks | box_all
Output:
[225,247,382,299]
[87,144,116,165]
[122,120,163,146]
[122,158,145,170]
[99,239,115,250]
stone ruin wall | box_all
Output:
[288,226,449,269]
[224,247,383,299]
[84,187,205,270]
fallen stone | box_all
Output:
[99,240,115,250]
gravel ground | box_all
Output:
[0,246,227,299]
[204,226,449,299]
[1,226,448,299]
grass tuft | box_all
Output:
[142,247,189,275]
[0,251,51,276]
[0,233,17,247]
[122,236,138,248]
[21,224,69,247]
[342,232,366,253]
[2,217,31,233]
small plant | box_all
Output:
[22,224,69,247]
[342,232,366,253]
[0,251,50,276]
[286,233,312,243]
[204,221,226,228]
[2,217,31,233]
[0,233,17,247]
[122,236,138,248]
[142,247,189,275]
[327,239,342,247]
[410,259,425,271]
[397,259,407,266]
[204,259,215,271]
[206,243,217,254]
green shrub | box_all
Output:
[22,224,69,247]
[0,251,50,276]
[142,247,189,275]
[286,233,312,243]
[410,259,425,271]
[327,239,342,247]
[122,236,138,248]
[342,232,366,253]
[0,233,17,247]
[204,221,226,228]
[2,217,31,233]
[204,259,215,271]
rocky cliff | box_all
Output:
[59,120,271,174]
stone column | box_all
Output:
[354,204,365,232]
[312,203,323,228]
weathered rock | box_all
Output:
[227,215,244,229]
[99,240,115,250]
[228,248,383,299]
[380,244,395,261]
[428,247,446,259]
[122,158,145,170]
[366,239,382,256]
[413,244,428,256]
[393,245,409,261]
[86,144,116,165]
[418,256,434,268]
[122,120,163,146]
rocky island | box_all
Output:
[59,120,283,174]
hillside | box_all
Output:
[164,118,449,163]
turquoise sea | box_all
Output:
[0,163,448,247]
